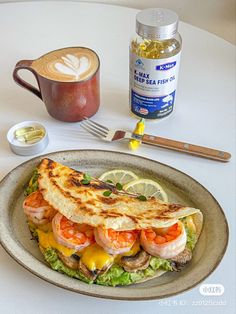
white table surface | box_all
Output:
[0,2,235,313]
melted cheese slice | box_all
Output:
[37,226,140,270]
[37,229,75,257]
[81,244,114,271]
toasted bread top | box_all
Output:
[38,158,201,231]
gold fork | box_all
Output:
[80,117,231,162]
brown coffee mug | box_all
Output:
[13,47,100,122]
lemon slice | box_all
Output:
[123,179,168,202]
[99,169,139,185]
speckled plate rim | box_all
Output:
[0,149,229,300]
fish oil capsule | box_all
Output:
[14,126,45,144]
[14,126,35,137]
[130,8,182,119]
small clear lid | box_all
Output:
[136,8,179,40]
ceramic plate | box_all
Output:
[0,150,228,300]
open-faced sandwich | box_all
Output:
[23,158,203,286]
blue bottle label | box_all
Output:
[130,52,181,119]
[131,90,176,118]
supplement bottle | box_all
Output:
[130,8,182,119]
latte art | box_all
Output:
[54,54,90,81]
[32,47,99,82]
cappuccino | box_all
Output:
[32,47,99,82]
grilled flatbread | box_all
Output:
[38,158,200,231]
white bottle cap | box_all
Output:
[136,8,179,40]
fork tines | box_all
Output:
[80,117,109,139]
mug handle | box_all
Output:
[13,60,42,99]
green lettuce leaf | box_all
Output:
[28,223,39,240]
[143,266,156,277]
[149,256,173,271]
[44,248,92,284]
[181,218,197,251]
[95,265,130,286]
[95,266,146,286]
[129,271,145,282]
[186,229,197,251]
[24,169,39,195]
[42,248,173,286]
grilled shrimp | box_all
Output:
[140,221,187,259]
[52,213,95,251]
[23,190,57,225]
[94,227,138,255]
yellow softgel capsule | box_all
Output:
[14,126,35,137]
[15,126,45,144]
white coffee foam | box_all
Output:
[32,48,99,82]
[54,54,90,80]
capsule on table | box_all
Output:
[14,126,35,137]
